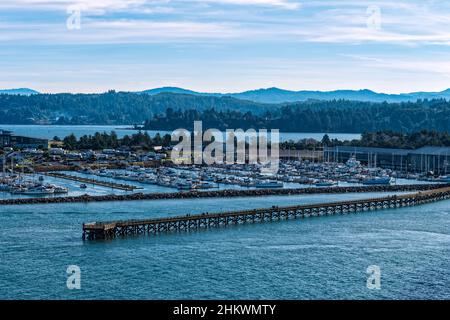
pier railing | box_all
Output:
[82,186,450,241]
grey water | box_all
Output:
[0,192,449,300]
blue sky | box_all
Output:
[1,0,450,93]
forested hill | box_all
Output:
[0,91,274,125]
[142,99,450,133]
[1,91,450,133]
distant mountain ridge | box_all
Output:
[140,87,450,103]
[3,87,450,103]
[0,88,40,95]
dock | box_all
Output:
[45,172,141,191]
[82,186,450,240]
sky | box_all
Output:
[1,0,450,93]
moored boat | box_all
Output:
[315,180,338,187]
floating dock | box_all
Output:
[45,172,141,191]
[82,186,450,240]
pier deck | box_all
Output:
[82,186,450,240]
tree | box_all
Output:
[63,134,77,150]
[321,134,331,146]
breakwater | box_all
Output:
[45,172,141,191]
[1,183,447,206]
[82,186,450,240]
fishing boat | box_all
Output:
[12,185,55,195]
[346,156,360,167]
[177,181,194,190]
[157,177,173,188]
[239,178,255,187]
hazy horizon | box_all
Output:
[3,86,450,95]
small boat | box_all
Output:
[315,180,338,187]
[436,176,450,182]
[52,185,69,194]
[177,181,194,190]
[194,181,216,189]
[141,176,157,184]
[80,184,87,189]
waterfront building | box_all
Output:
[0,129,48,149]
[324,146,450,174]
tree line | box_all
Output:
[55,129,450,151]
[0,91,270,125]
[143,98,450,133]
[60,131,172,151]
[281,130,450,150]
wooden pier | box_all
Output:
[45,172,141,191]
[82,186,450,240]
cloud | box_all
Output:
[0,19,239,43]
[1,0,450,46]
[198,0,301,10]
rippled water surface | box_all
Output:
[1,192,449,299]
